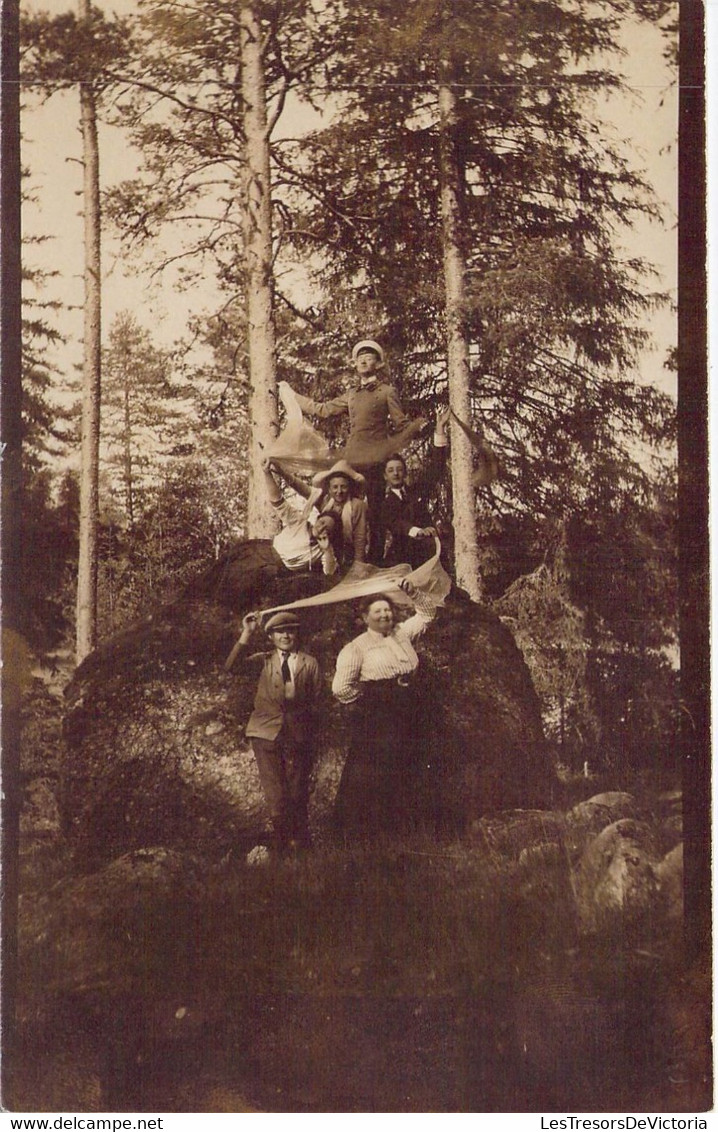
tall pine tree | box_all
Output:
[104,0,336,535]
[21,1,135,659]
[277,0,675,525]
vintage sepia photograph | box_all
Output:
[2,0,710,1115]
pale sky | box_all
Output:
[21,1,678,400]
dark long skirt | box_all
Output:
[333,677,424,838]
[184,539,327,609]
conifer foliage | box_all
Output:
[276,0,675,518]
[19,0,678,764]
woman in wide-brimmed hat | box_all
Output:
[310,460,369,567]
[279,458,370,568]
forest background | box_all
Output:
[8,0,714,1114]
[19,0,679,776]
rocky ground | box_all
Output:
[7,560,709,1113]
[13,694,705,1113]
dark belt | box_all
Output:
[364,672,415,690]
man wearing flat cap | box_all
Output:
[230,608,322,855]
[281,339,426,561]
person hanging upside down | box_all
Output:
[187,457,338,610]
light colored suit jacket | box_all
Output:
[243,648,322,742]
[295,382,409,445]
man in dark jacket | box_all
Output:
[380,407,450,569]
[229,609,322,855]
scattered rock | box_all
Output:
[657,788,681,808]
[655,842,683,923]
[566,792,638,852]
[572,818,661,936]
[246,845,271,866]
[518,842,564,870]
[470,809,565,859]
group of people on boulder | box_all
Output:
[231,575,433,855]
[227,338,449,856]
[269,339,451,573]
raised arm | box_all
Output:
[224,611,261,671]
[294,389,350,420]
[279,467,312,499]
[419,407,451,501]
[260,458,283,504]
[395,580,436,640]
[434,405,450,444]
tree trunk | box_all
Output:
[438,71,482,601]
[1,0,23,1083]
[75,0,102,662]
[123,374,134,527]
[240,1,278,538]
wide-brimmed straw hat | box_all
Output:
[311,460,366,491]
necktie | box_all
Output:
[281,652,291,683]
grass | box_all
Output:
[187,835,576,1000]
[14,775,704,1113]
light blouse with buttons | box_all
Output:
[331,592,435,704]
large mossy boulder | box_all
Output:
[62,549,552,868]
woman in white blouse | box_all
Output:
[331,579,435,836]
